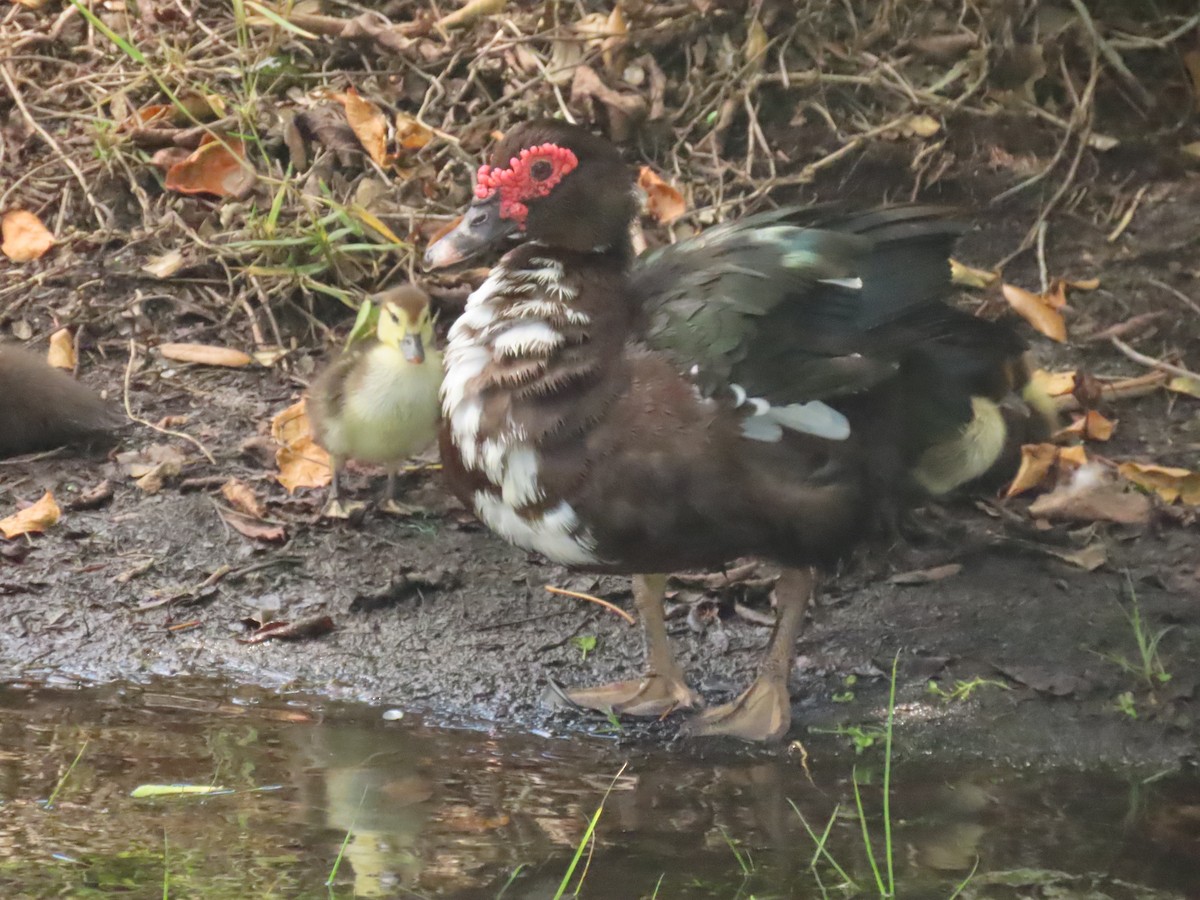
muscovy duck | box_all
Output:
[0,344,122,458]
[424,120,1036,741]
[308,285,442,517]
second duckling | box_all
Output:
[308,286,443,518]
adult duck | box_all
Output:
[0,343,122,458]
[424,120,1039,741]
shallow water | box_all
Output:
[0,679,1195,899]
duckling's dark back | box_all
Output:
[0,344,121,457]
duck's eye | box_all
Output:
[529,159,553,181]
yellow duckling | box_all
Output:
[309,286,443,517]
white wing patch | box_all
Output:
[728,382,851,442]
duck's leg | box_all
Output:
[323,460,365,519]
[565,573,701,717]
[379,467,419,516]
[682,566,814,742]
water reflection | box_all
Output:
[0,680,1194,898]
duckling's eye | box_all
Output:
[529,159,553,181]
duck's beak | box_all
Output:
[401,332,425,364]
[424,196,516,269]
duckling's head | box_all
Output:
[375,286,434,365]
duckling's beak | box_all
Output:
[424,196,516,269]
[401,332,425,364]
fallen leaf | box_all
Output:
[1,210,56,262]
[1118,462,1200,506]
[0,491,61,539]
[47,329,76,371]
[393,112,434,151]
[1058,409,1115,442]
[239,614,335,643]
[1028,466,1151,524]
[335,88,388,165]
[158,343,253,368]
[219,507,286,543]
[1005,443,1087,497]
[1001,283,1066,342]
[950,258,999,289]
[1005,443,1058,497]
[744,17,769,69]
[142,249,186,279]
[272,400,332,493]
[221,478,266,519]
[164,135,255,198]
[1046,542,1107,571]
[902,114,941,137]
[1167,375,1200,398]
[116,444,186,494]
[637,166,685,225]
[14,0,54,8]
[889,563,963,585]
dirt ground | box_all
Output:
[1,1,1198,767]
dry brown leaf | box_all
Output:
[220,507,286,543]
[1005,443,1087,497]
[116,444,186,494]
[332,89,388,164]
[744,18,769,69]
[902,114,942,137]
[0,491,61,539]
[158,342,253,368]
[14,0,54,9]
[1005,443,1059,496]
[1118,462,1200,506]
[1028,468,1150,524]
[949,258,999,289]
[602,4,627,71]
[272,400,332,493]
[1047,542,1107,571]
[164,136,255,198]
[394,112,433,151]
[637,166,685,225]
[1,210,56,262]
[47,329,76,371]
[1058,409,1115,442]
[1001,283,1067,342]
[142,250,186,279]
[221,478,266,519]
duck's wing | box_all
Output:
[632,205,1022,442]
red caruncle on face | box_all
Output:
[474,143,579,228]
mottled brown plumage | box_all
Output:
[427,121,1037,741]
[0,344,121,458]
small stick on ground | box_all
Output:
[1109,337,1200,383]
[545,585,636,625]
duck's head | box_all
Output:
[425,120,636,269]
[375,285,435,364]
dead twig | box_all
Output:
[545,585,635,625]
[122,340,216,464]
[1109,337,1200,383]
